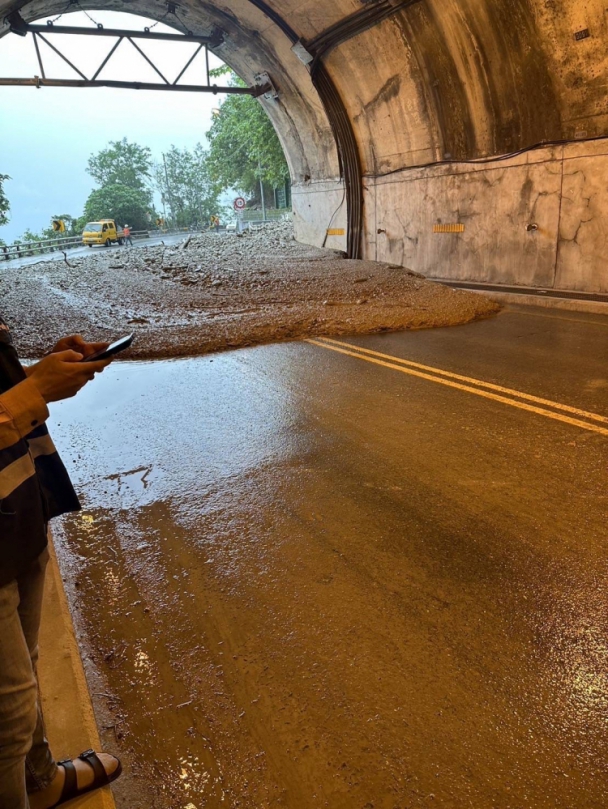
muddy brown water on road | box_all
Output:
[49,342,608,809]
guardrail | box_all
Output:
[1,235,82,260]
[1,230,150,261]
[241,209,292,223]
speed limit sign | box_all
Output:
[234,197,246,211]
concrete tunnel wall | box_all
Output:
[2,0,608,292]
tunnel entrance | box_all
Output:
[0,0,356,256]
[2,3,606,806]
[0,1,496,361]
[0,5,297,242]
[2,0,607,288]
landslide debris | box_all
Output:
[2,223,500,359]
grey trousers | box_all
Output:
[0,549,58,809]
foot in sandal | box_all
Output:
[28,749,122,809]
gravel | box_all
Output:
[1,223,500,359]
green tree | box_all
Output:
[205,70,289,197]
[83,185,151,231]
[20,228,46,243]
[0,174,10,227]
[87,138,153,194]
[16,228,48,255]
[85,140,154,228]
[155,144,219,228]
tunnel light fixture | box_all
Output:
[291,40,314,65]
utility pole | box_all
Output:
[258,160,266,223]
[163,153,175,226]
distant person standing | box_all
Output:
[123,224,133,247]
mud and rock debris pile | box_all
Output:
[2,223,500,359]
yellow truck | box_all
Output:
[82,219,125,247]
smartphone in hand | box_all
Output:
[82,334,134,362]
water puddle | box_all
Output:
[48,345,608,808]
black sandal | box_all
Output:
[51,749,122,807]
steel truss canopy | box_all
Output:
[0,9,277,97]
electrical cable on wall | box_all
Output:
[322,186,347,248]
[369,135,608,179]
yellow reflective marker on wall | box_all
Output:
[433,223,465,233]
[327,228,345,236]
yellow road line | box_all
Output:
[308,339,608,437]
[318,337,608,425]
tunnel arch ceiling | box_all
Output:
[2,0,608,293]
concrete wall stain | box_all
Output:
[396,2,477,162]
[362,75,402,115]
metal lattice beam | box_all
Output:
[0,11,276,97]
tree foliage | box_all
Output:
[0,174,10,227]
[6,92,294,241]
[206,71,289,196]
[83,185,151,231]
[84,139,154,229]
[87,138,153,194]
[155,144,219,228]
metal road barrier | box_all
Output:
[1,231,150,261]
[241,210,292,224]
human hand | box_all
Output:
[28,350,111,403]
[51,334,110,359]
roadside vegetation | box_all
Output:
[206,68,290,199]
[0,174,9,232]
[1,69,290,248]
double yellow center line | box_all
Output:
[307,337,608,437]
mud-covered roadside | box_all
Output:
[1,223,500,359]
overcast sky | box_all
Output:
[0,10,227,241]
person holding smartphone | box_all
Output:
[0,318,123,809]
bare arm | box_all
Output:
[27,350,111,403]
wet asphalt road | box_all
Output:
[49,305,608,808]
[1,232,185,269]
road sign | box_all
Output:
[234,197,246,211]
[51,219,65,233]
